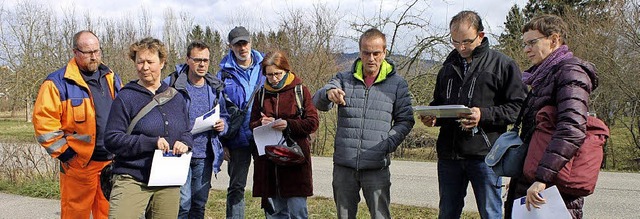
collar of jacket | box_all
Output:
[126,79,170,96]
[173,63,224,91]
[64,57,113,90]
[352,58,394,83]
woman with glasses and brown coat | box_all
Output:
[249,51,319,218]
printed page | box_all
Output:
[191,104,220,134]
[252,119,284,156]
[147,150,192,186]
[511,186,572,219]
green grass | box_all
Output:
[0,178,59,199]
[0,119,35,143]
[602,121,640,171]
[0,178,478,218]
[204,189,460,218]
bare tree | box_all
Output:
[0,1,63,121]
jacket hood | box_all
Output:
[175,63,187,73]
[443,37,490,66]
[575,59,599,91]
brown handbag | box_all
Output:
[523,105,610,196]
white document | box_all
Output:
[147,150,192,186]
[511,186,572,219]
[252,119,284,156]
[191,104,220,134]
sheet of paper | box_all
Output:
[252,119,284,156]
[511,186,572,219]
[191,104,220,134]
[147,150,192,186]
[413,105,472,118]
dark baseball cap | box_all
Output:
[228,26,251,45]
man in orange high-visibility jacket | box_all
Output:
[32,30,122,219]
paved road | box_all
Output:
[2,156,638,218]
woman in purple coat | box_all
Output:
[504,15,600,219]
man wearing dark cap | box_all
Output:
[216,26,265,219]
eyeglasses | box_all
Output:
[265,71,285,78]
[188,57,210,64]
[75,48,102,56]
[451,35,478,46]
[522,36,547,48]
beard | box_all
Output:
[79,61,100,72]
[234,52,248,61]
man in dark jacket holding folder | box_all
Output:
[419,10,526,219]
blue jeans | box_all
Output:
[179,158,213,219]
[437,159,502,219]
[332,164,391,219]
[264,197,308,219]
[226,147,252,219]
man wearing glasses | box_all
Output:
[32,30,122,219]
[216,26,265,219]
[418,11,526,219]
[164,41,228,219]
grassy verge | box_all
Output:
[204,189,463,218]
[0,178,478,218]
[0,178,60,199]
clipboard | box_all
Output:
[413,105,472,118]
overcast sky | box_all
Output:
[4,0,527,52]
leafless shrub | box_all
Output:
[0,143,58,183]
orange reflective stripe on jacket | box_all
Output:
[32,58,122,166]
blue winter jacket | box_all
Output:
[163,64,229,174]
[216,50,265,149]
[313,59,415,170]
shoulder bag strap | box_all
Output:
[126,87,178,134]
[513,89,533,131]
[294,84,304,118]
[259,87,266,112]
[243,86,260,111]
